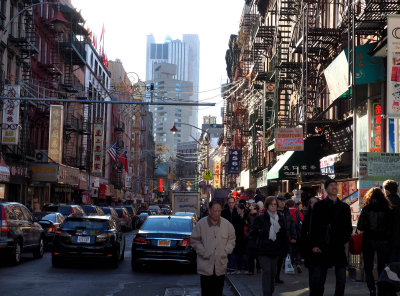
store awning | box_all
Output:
[267,137,323,180]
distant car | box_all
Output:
[131,216,196,271]
[161,207,171,215]
[137,212,149,228]
[121,205,139,229]
[52,215,125,268]
[37,212,65,248]
[0,202,45,265]
[148,205,161,215]
[81,205,105,216]
[114,207,132,231]
[42,204,85,217]
[174,212,198,222]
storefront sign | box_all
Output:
[1,85,20,145]
[78,173,88,190]
[387,15,400,116]
[320,154,336,178]
[370,103,382,152]
[240,169,256,189]
[275,128,304,151]
[31,163,58,182]
[99,184,107,199]
[0,165,10,182]
[256,168,268,188]
[92,123,104,174]
[228,149,241,174]
[58,164,79,186]
[213,160,221,188]
[359,152,400,181]
[48,105,64,163]
[342,191,360,226]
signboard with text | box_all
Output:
[228,149,241,174]
[387,15,400,116]
[1,85,20,145]
[275,128,304,151]
[213,160,221,188]
[92,123,104,174]
[48,105,64,163]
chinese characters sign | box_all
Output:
[370,103,381,152]
[320,154,336,178]
[92,123,104,174]
[1,85,20,145]
[228,149,241,174]
[387,15,400,116]
[48,105,64,163]
[213,160,221,188]
[275,128,304,151]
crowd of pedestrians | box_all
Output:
[191,178,400,296]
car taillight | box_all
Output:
[181,239,191,247]
[96,232,113,243]
[0,207,9,233]
[122,215,127,219]
[56,231,72,237]
[48,225,57,233]
[133,237,147,245]
[71,208,75,214]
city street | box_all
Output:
[0,231,235,296]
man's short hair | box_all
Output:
[286,199,295,207]
[383,179,398,195]
[324,178,337,189]
[209,200,222,209]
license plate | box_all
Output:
[77,236,90,243]
[157,239,171,247]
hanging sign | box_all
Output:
[275,127,304,151]
[92,123,104,174]
[48,105,64,163]
[387,15,400,116]
[203,169,213,181]
[213,160,221,188]
[228,149,241,174]
[2,85,20,145]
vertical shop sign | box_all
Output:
[48,105,64,163]
[1,85,20,145]
[228,149,241,174]
[370,103,382,152]
[388,118,395,153]
[92,123,104,174]
[213,160,221,188]
[387,15,400,116]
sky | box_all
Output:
[71,0,245,126]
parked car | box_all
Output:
[100,207,119,221]
[52,215,125,268]
[137,212,149,228]
[0,202,45,265]
[81,205,105,216]
[174,212,199,222]
[131,216,196,271]
[42,204,85,217]
[122,205,139,229]
[114,207,132,231]
[37,212,65,249]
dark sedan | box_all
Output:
[37,212,65,248]
[52,215,125,268]
[131,216,196,270]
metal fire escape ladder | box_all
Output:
[347,0,355,111]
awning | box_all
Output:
[267,137,323,180]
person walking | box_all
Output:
[247,196,287,296]
[232,203,248,273]
[247,202,260,275]
[357,187,393,296]
[191,200,236,296]
[287,199,303,273]
[221,197,239,223]
[383,179,400,263]
[254,188,265,204]
[309,178,352,296]
[275,194,297,283]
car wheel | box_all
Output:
[10,240,22,265]
[52,254,62,267]
[33,237,44,259]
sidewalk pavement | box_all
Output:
[226,268,370,296]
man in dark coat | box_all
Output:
[221,197,238,224]
[309,178,352,296]
[254,188,265,204]
[383,179,400,262]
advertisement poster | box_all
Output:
[275,128,304,151]
[228,149,241,174]
[92,123,104,174]
[1,85,20,145]
[48,105,64,163]
[387,15,400,116]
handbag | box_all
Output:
[284,254,295,274]
[349,231,363,255]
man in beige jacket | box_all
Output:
[191,200,236,296]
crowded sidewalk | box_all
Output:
[227,269,370,296]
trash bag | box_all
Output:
[285,254,295,274]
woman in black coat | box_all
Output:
[357,187,393,296]
[248,196,287,296]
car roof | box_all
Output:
[147,215,192,220]
[65,215,110,221]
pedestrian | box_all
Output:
[221,197,239,224]
[232,203,249,274]
[275,194,297,283]
[254,188,265,204]
[299,197,319,288]
[191,200,236,296]
[309,178,352,296]
[247,202,261,275]
[247,196,287,296]
[357,187,393,296]
[383,179,400,263]
[287,199,303,273]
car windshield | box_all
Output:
[124,207,133,214]
[102,208,111,214]
[62,219,109,231]
[82,206,96,213]
[40,213,57,222]
[141,218,192,232]
[115,208,125,216]
[58,206,72,216]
